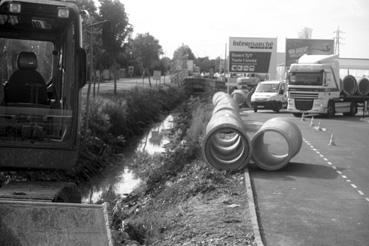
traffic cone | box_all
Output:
[328,133,336,146]
[310,116,314,127]
[314,120,321,131]
[301,113,305,121]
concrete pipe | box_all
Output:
[203,109,252,171]
[231,89,247,106]
[212,98,239,114]
[212,92,239,114]
[342,75,358,96]
[212,91,230,105]
[357,77,369,96]
[251,117,302,171]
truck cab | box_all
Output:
[286,54,357,117]
[251,80,287,112]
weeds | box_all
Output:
[75,86,186,180]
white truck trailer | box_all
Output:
[286,54,369,117]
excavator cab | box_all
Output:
[0,1,113,245]
[0,0,86,170]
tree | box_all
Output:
[99,0,132,94]
[298,27,313,39]
[172,44,195,71]
[130,33,163,87]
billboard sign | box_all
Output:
[285,39,334,67]
[229,37,277,78]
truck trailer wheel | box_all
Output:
[292,113,302,117]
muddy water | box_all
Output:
[81,115,174,204]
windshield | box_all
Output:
[0,29,75,145]
[255,83,279,92]
[289,72,323,86]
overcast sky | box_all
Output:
[122,0,369,59]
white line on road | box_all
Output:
[305,139,369,204]
[358,190,365,196]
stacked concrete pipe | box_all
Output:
[231,89,248,106]
[342,75,358,95]
[203,92,303,171]
[203,92,251,171]
[357,77,369,96]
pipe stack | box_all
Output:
[231,89,248,106]
[203,92,303,171]
[342,75,358,96]
[357,77,369,96]
[203,92,251,171]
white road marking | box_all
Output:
[306,138,368,203]
[358,190,365,196]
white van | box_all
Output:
[251,80,287,112]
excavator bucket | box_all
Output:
[0,200,113,246]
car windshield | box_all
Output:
[289,72,323,86]
[255,83,279,92]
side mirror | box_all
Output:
[77,48,87,89]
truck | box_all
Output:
[286,54,369,117]
[0,0,112,245]
[251,80,287,112]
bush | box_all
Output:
[76,86,186,179]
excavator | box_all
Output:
[0,0,112,245]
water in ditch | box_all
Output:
[81,114,174,204]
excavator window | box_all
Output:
[0,4,80,146]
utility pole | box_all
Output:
[333,27,344,57]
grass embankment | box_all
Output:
[75,86,186,180]
[109,96,255,245]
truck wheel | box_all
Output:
[253,106,258,112]
[292,113,302,117]
[327,101,335,118]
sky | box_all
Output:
[122,0,369,59]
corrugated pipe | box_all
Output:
[251,117,302,171]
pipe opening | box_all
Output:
[204,127,250,170]
[252,130,290,170]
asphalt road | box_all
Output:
[241,109,369,246]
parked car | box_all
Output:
[251,80,287,112]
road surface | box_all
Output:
[241,109,369,246]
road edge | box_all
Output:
[244,168,264,246]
